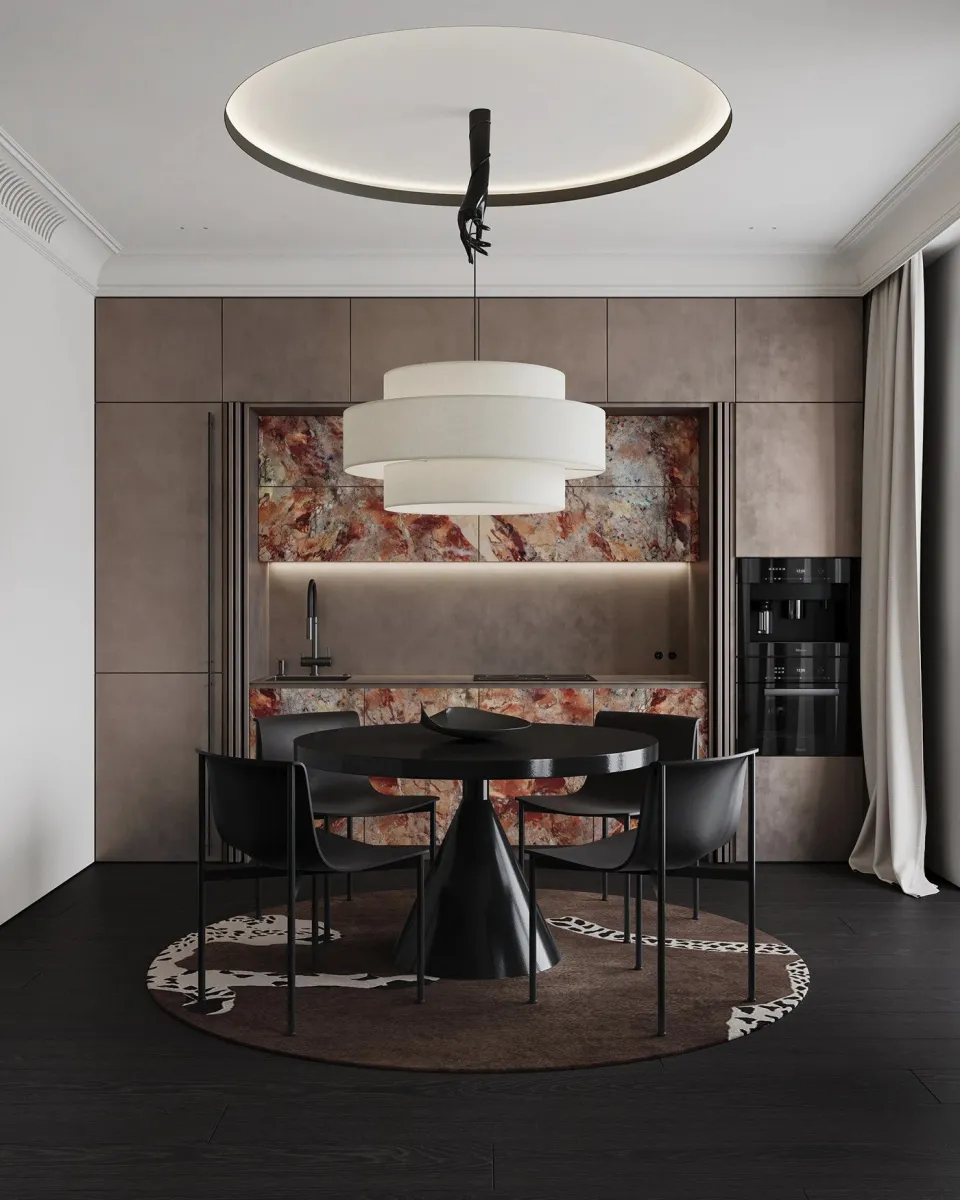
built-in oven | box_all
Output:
[736,560,860,757]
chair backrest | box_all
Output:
[629,752,753,871]
[200,751,322,866]
[585,711,701,806]
[595,710,700,761]
[255,710,361,762]
[255,710,365,795]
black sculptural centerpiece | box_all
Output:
[419,704,530,742]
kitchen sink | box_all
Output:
[263,674,352,682]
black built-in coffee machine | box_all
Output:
[737,558,860,756]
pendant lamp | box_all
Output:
[343,109,606,515]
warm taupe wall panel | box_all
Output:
[223,298,349,406]
[96,673,211,860]
[735,403,862,556]
[736,298,864,404]
[350,299,473,404]
[607,299,735,406]
[479,299,607,404]
[740,757,865,861]
[95,298,221,403]
[96,403,218,672]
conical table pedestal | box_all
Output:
[293,720,658,982]
[393,779,559,980]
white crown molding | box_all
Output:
[0,125,119,293]
[97,250,860,297]
[836,120,960,292]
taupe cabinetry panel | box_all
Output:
[96,673,213,860]
[96,403,218,673]
[607,299,735,406]
[95,298,221,403]
[735,403,862,556]
[350,299,473,404]
[223,299,349,406]
[479,299,607,404]
[740,757,865,861]
[736,298,864,404]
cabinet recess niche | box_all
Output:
[257,414,701,563]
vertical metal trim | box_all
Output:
[219,401,250,863]
[710,400,737,860]
[205,411,215,859]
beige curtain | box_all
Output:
[850,253,936,896]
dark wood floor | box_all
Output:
[0,863,958,1199]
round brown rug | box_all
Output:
[148,889,808,1071]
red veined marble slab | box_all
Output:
[480,487,669,563]
[598,415,700,488]
[258,487,480,563]
[258,415,349,487]
[258,414,701,564]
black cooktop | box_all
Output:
[473,674,597,682]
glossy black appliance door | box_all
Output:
[739,683,848,756]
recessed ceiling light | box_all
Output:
[224,27,731,206]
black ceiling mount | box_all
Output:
[458,108,491,263]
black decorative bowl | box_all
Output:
[420,704,531,742]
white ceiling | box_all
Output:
[1,0,959,292]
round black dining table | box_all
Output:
[294,722,658,980]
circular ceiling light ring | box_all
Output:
[224,27,732,207]
[224,110,732,207]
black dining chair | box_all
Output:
[255,712,438,905]
[196,751,427,1035]
[525,750,756,1036]
[518,712,701,941]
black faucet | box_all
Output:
[300,578,332,675]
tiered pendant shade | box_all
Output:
[342,361,606,514]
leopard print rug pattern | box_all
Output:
[547,914,809,1041]
[147,913,432,1016]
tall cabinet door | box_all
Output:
[95,299,222,861]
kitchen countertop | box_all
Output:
[250,674,706,689]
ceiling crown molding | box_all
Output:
[0,125,119,293]
[836,120,960,292]
[97,250,860,297]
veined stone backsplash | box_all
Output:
[250,683,708,847]
[257,414,700,563]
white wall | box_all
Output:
[0,223,94,923]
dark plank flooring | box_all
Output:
[0,862,957,1199]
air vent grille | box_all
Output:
[0,163,66,242]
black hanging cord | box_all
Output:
[458,108,491,265]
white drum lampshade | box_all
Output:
[342,361,606,514]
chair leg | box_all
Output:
[634,873,643,970]
[323,874,332,944]
[657,768,667,1037]
[429,804,437,865]
[254,876,263,920]
[197,755,208,1011]
[345,817,354,901]
[693,871,700,920]
[311,873,319,972]
[518,803,526,875]
[528,858,538,1004]
[286,767,297,1037]
[601,816,609,900]
[748,753,757,1002]
[416,856,425,1004]
[622,818,631,944]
